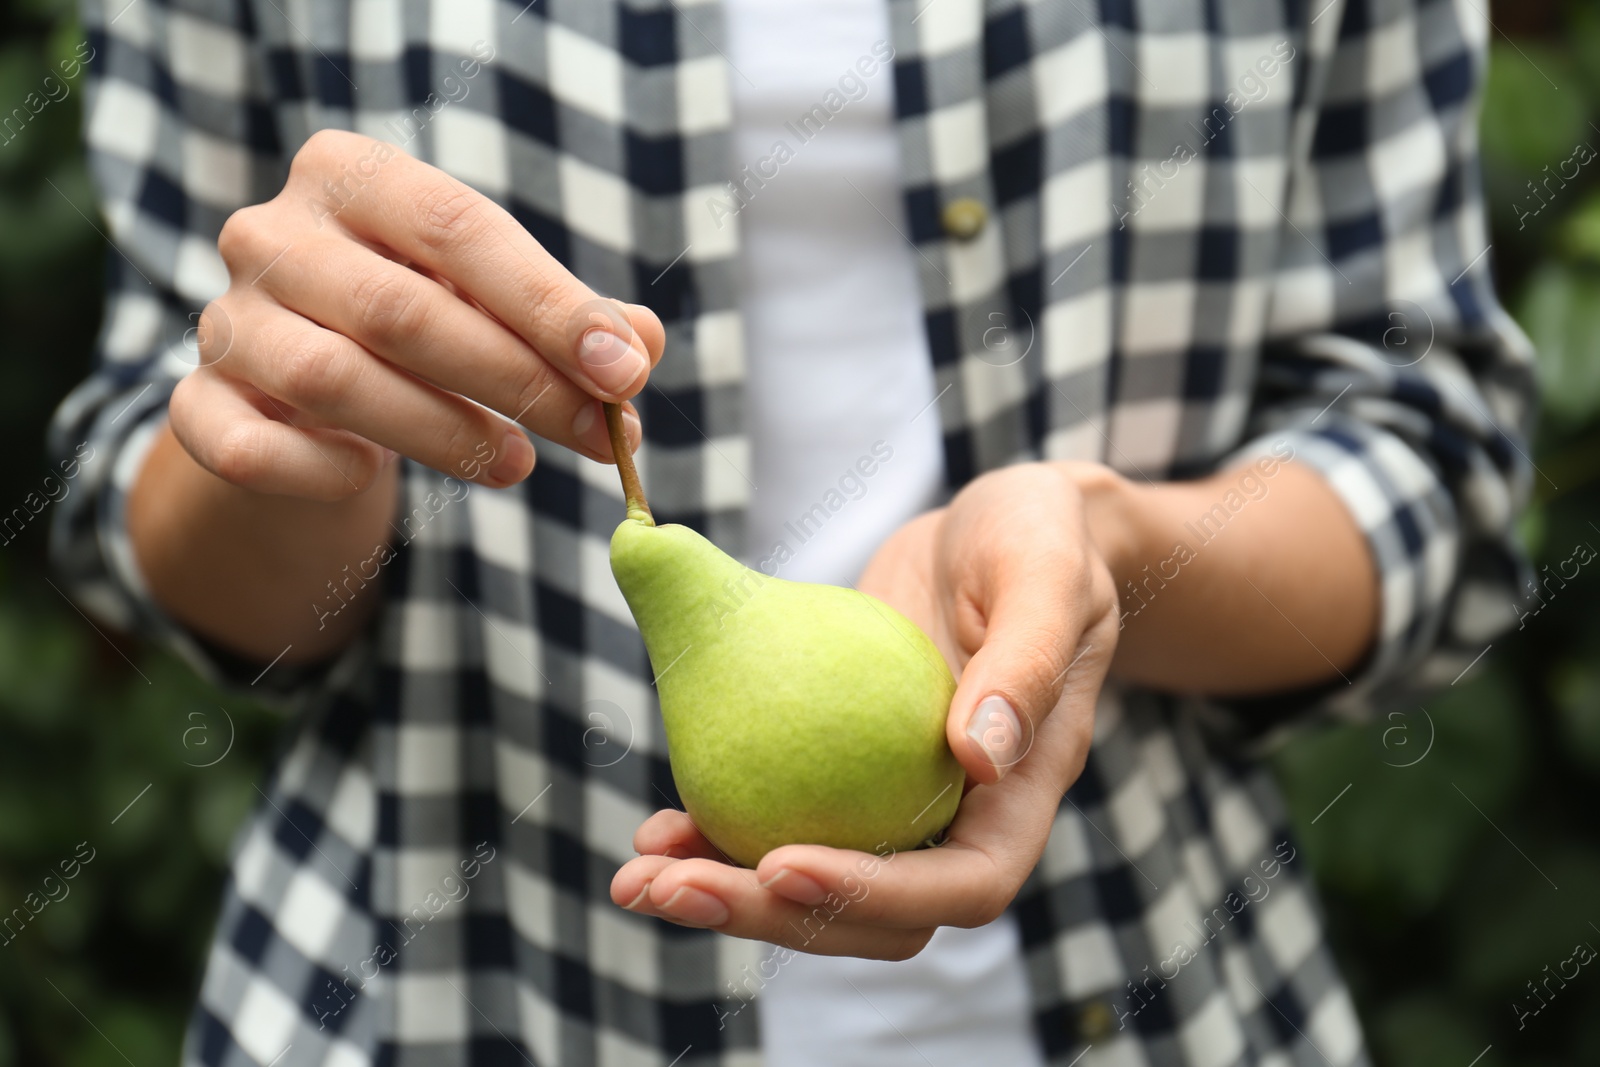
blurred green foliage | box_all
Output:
[0,0,1597,1064]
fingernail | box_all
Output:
[571,402,608,455]
[660,886,730,927]
[623,880,653,912]
[488,429,533,485]
[759,868,828,906]
[578,328,647,395]
[966,695,1023,779]
[572,402,639,458]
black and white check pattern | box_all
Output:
[51,0,1534,1063]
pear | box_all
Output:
[602,405,963,868]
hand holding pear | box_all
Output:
[603,404,962,868]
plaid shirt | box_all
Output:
[52,0,1534,1063]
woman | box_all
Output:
[53,0,1532,1063]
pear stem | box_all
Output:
[604,402,654,525]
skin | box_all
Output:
[126,134,1377,961]
[128,131,664,662]
[610,461,1376,957]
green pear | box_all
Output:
[601,406,963,869]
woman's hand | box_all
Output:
[609,462,1129,960]
[174,129,665,501]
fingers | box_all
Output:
[943,523,1118,786]
[201,130,660,501]
[169,372,395,501]
[946,590,1080,786]
[212,293,535,487]
[749,690,1101,932]
[632,809,731,862]
[292,132,663,400]
[618,302,666,370]
[753,791,1035,931]
[609,855,936,961]
[250,233,638,462]
[950,581,1119,788]
[751,844,1002,932]
[611,653,1108,946]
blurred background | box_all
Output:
[1,0,1597,1063]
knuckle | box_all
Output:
[212,420,267,488]
[414,183,482,252]
[962,889,1007,929]
[291,128,359,180]
[506,369,558,429]
[878,931,935,962]
[1013,637,1070,694]
[953,860,1011,928]
[441,419,498,477]
[217,206,269,265]
[341,446,388,496]
[279,336,354,408]
[351,268,426,347]
[1090,566,1119,621]
[195,299,236,365]
[166,374,204,433]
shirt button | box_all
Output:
[940,197,988,240]
[1077,1000,1115,1044]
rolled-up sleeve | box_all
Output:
[1213,0,1536,733]
[47,0,305,694]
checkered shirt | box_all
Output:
[50,0,1535,1063]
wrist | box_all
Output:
[129,421,401,662]
[1051,462,1149,589]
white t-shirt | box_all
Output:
[722,2,1046,1063]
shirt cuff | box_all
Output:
[86,409,336,704]
[1203,417,1460,738]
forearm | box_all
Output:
[1076,459,1378,696]
[127,422,400,665]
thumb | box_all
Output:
[946,579,1105,785]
